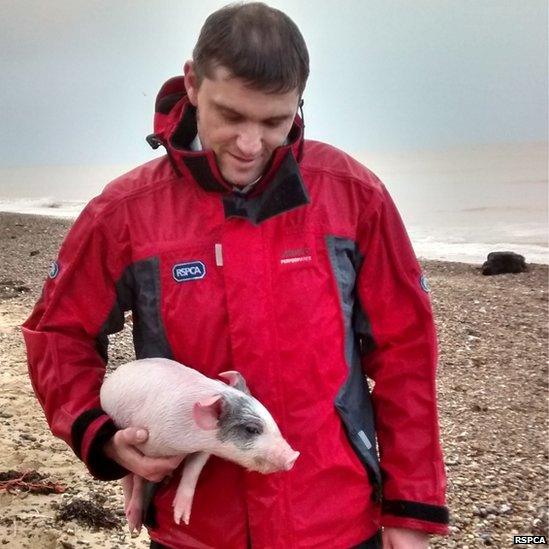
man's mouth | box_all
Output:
[229,152,257,164]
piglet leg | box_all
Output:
[123,473,145,533]
[173,452,210,525]
[122,474,133,514]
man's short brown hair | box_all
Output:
[192,2,310,95]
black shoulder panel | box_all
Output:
[97,256,173,363]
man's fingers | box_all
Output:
[164,454,186,468]
[121,454,186,482]
[137,455,184,482]
[107,428,184,481]
[118,427,148,445]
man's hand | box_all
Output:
[382,527,429,548]
[104,427,184,482]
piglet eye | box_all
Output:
[244,425,261,436]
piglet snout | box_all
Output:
[268,442,300,472]
[283,450,300,471]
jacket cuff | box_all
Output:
[71,408,128,481]
[381,500,450,536]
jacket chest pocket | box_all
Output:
[156,242,230,375]
[272,231,320,282]
[270,232,340,328]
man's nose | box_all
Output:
[235,126,262,158]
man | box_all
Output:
[23,3,449,548]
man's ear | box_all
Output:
[184,60,199,106]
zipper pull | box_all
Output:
[215,243,223,267]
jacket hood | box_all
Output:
[146,76,305,196]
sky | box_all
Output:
[0,0,547,167]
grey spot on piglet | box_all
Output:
[217,393,265,450]
[218,370,251,395]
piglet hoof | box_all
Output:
[173,493,193,526]
[126,506,143,535]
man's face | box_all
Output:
[184,63,300,187]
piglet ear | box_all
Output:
[218,370,251,395]
[193,395,223,430]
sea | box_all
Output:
[0,142,547,265]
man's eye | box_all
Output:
[223,113,241,123]
[265,119,284,128]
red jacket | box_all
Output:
[23,77,448,548]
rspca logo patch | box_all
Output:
[49,261,59,279]
[172,261,206,282]
[420,274,431,293]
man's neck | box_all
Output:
[189,134,260,194]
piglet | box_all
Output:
[100,358,299,530]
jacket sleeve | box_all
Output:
[22,206,128,481]
[356,183,449,535]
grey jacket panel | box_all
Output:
[326,235,381,499]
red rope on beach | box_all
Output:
[0,469,65,494]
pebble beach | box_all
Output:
[0,211,547,548]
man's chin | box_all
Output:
[221,169,262,188]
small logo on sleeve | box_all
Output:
[48,261,59,279]
[420,274,430,293]
[173,261,206,282]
